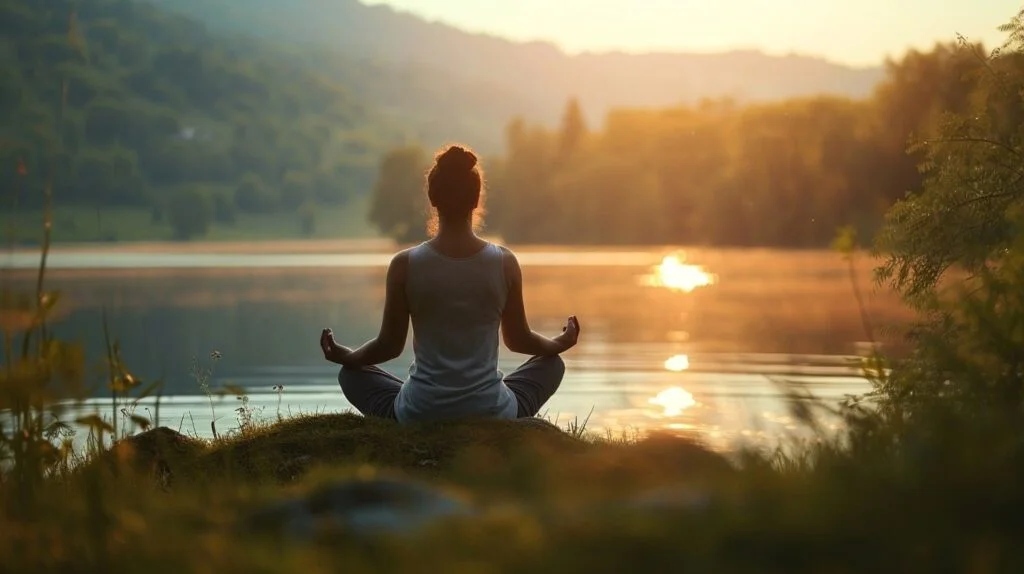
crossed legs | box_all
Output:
[337,355,565,420]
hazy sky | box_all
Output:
[363,0,1019,66]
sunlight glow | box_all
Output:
[366,0,1010,68]
[649,387,697,417]
[646,255,715,293]
[664,354,690,372]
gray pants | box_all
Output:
[338,355,565,420]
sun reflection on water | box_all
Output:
[649,387,698,417]
[643,254,716,292]
[664,354,690,372]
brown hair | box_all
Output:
[425,144,486,236]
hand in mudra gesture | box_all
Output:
[554,315,580,352]
[320,328,352,365]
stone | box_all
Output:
[244,476,475,539]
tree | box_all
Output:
[369,145,429,243]
[281,169,314,209]
[233,174,276,213]
[167,187,213,240]
[487,118,556,242]
[4,0,390,230]
[875,23,1024,300]
[298,200,317,237]
[212,191,236,224]
[557,97,587,160]
[870,10,1024,421]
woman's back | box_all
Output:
[394,241,518,422]
[323,143,576,424]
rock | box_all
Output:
[244,476,475,539]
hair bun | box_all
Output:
[437,145,478,173]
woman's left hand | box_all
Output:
[320,328,352,365]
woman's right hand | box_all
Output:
[554,315,580,352]
[320,328,352,365]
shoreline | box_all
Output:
[4,237,886,257]
[4,237,398,255]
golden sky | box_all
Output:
[364,0,1018,66]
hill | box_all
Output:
[1,0,409,239]
[148,0,885,126]
[2,0,889,244]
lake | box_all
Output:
[1,242,912,452]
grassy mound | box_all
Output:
[107,414,732,490]
[5,413,1024,572]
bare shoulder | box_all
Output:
[388,249,412,278]
[392,248,413,263]
[496,244,518,263]
[497,245,522,282]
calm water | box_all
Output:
[1,245,909,451]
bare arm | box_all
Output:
[323,251,410,368]
[500,247,579,356]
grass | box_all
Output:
[5,195,378,244]
[3,409,1023,573]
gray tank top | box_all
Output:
[394,241,519,423]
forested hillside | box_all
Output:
[1,0,404,239]
[148,0,885,124]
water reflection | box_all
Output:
[664,354,690,372]
[649,387,698,416]
[15,246,907,453]
[642,254,716,292]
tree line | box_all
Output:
[371,40,1006,247]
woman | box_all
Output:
[319,144,580,423]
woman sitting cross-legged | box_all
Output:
[319,143,580,423]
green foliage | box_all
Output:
[233,174,275,214]
[868,10,1024,435]
[369,145,430,243]
[282,170,315,210]
[3,0,395,232]
[298,200,317,237]
[211,191,236,225]
[873,249,1024,421]
[166,186,211,240]
[6,201,379,243]
[875,39,1024,299]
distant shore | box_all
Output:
[7,237,397,255]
